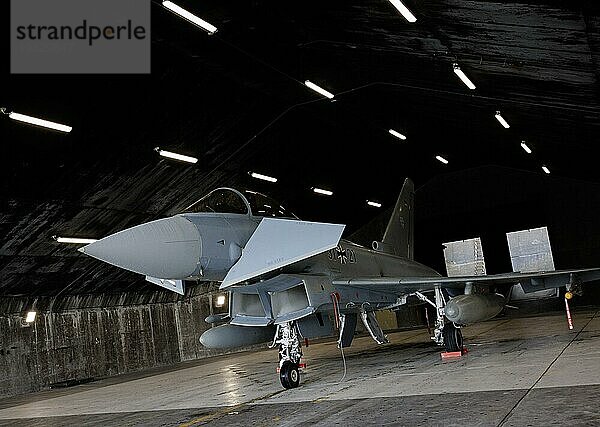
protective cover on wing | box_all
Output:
[220,218,345,288]
[333,268,600,294]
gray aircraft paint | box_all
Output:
[199,324,276,348]
[79,216,201,279]
[79,181,600,350]
[183,213,258,281]
[220,218,346,288]
[444,294,505,325]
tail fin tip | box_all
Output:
[378,178,414,259]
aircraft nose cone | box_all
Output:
[79,215,201,279]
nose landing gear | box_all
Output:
[271,321,303,389]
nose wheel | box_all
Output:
[279,361,300,389]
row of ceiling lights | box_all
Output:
[50,166,382,243]
[159,1,395,213]
[492,110,548,174]
[153,152,385,205]
[4,0,555,243]
[455,60,545,172]
[158,0,552,173]
[248,171,382,207]
[242,164,381,204]
[0,107,383,245]
[1,0,551,173]
[1,0,553,174]
[0,99,395,208]
[0,90,534,173]
[158,1,452,167]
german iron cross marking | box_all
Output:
[336,246,348,264]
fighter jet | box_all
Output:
[79,179,600,389]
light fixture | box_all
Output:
[367,200,382,208]
[452,63,476,90]
[313,187,333,196]
[162,1,217,34]
[25,311,37,323]
[387,0,417,23]
[304,80,335,99]
[249,171,278,183]
[1,108,72,133]
[53,236,98,244]
[436,155,449,164]
[155,147,198,164]
[495,111,510,129]
[389,129,407,140]
[542,165,550,174]
[521,141,532,154]
[215,294,226,307]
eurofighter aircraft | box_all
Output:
[79,179,600,388]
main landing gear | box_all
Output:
[442,323,463,352]
[433,286,463,352]
[416,286,463,353]
[271,321,303,389]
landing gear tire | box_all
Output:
[442,323,463,352]
[279,361,300,389]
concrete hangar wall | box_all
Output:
[0,288,216,398]
[0,286,425,398]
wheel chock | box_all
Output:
[440,347,468,360]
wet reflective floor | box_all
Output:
[0,308,599,426]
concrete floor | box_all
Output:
[0,307,599,426]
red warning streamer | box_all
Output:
[564,297,574,330]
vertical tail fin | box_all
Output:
[373,178,414,259]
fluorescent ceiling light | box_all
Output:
[542,165,550,174]
[156,148,198,164]
[25,311,37,323]
[521,142,532,154]
[387,0,417,23]
[215,295,226,307]
[162,1,217,34]
[367,200,382,208]
[55,237,98,244]
[452,63,476,90]
[313,187,333,196]
[304,80,334,99]
[495,111,510,128]
[436,155,449,164]
[249,172,278,183]
[389,129,407,140]
[6,111,72,133]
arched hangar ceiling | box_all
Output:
[1,0,600,297]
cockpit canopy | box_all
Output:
[184,188,297,219]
